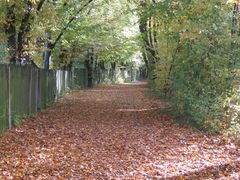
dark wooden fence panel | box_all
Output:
[30,67,38,114]
[47,70,57,104]
[74,68,88,88]
[0,65,8,132]
[0,64,78,131]
[0,63,139,132]
[10,65,30,125]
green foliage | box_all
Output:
[139,0,239,132]
[0,0,140,69]
[222,105,240,141]
[48,0,140,68]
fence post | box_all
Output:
[71,70,74,89]
[56,71,58,99]
[35,69,38,113]
[46,70,49,104]
[7,65,12,129]
[28,66,32,115]
[54,70,57,102]
[63,71,65,93]
[37,69,41,112]
[71,69,74,89]
[85,68,88,88]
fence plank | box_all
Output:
[0,65,8,131]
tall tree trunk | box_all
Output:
[110,62,116,82]
[43,48,52,70]
[17,0,33,61]
[43,32,52,69]
[85,48,94,87]
[153,17,158,48]
[5,3,17,63]
[139,21,157,65]
[141,49,148,77]
[139,0,158,79]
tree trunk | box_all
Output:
[17,0,33,61]
[110,62,116,82]
[43,48,52,70]
[43,32,52,70]
[85,48,94,87]
[139,1,158,80]
[5,3,17,63]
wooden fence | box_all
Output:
[0,64,87,132]
[0,64,140,132]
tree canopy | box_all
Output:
[0,0,140,69]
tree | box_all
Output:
[137,0,239,131]
[2,0,46,63]
[49,0,140,85]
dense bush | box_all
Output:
[139,0,239,133]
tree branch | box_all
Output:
[36,0,46,13]
[51,0,94,49]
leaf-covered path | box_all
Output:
[0,82,239,179]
